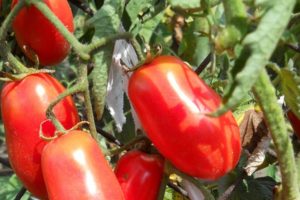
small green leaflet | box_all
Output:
[281,69,300,118]
[86,0,125,120]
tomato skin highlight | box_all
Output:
[11,0,74,66]
[42,130,125,200]
[115,151,164,200]
[128,56,241,180]
[287,110,300,138]
[1,73,79,199]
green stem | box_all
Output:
[46,85,84,132]
[130,38,145,61]
[85,32,133,53]
[77,64,98,139]
[253,69,300,200]
[266,62,281,75]
[28,0,90,60]
[0,42,29,73]
[0,0,25,40]
[0,1,29,73]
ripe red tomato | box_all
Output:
[128,56,241,180]
[115,151,164,200]
[1,73,79,199]
[11,0,74,66]
[42,130,125,200]
[287,110,300,138]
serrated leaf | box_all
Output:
[214,0,297,116]
[86,0,125,120]
[229,177,277,200]
[280,68,300,118]
[167,0,201,9]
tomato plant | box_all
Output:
[287,110,300,138]
[115,150,164,200]
[42,130,125,200]
[1,73,79,199]
[11,0,74,66]
[128,56,241,180]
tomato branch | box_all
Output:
[253,69,300,199]
[0,0,25,40]
[130,37,145,61]
[0,0,29,74]
[81,64,98,139]
[84,32,133,53]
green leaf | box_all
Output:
[179,17,211,67]
[214,0,297,116]
[126,0,158,23]
[229,177,277,200]
[167,0,201,9]
[86,0,125,120]
[280,68,300,118]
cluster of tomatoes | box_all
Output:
[1,0,244,199]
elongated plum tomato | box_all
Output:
[287,110,300,138]
[42,130,125,200]
[115,151,164,200]
[11,0,74,66]
[1,73,79,199]
[128,56,241,180]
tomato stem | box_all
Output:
[253,69,300,199]
[79,63,98,139]
[0,0,29,74]
[130,37,145,61]
[84,32,133,53]
[28,0,90,60]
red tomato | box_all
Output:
[11,0,74,66]
[287,110,300,138]
[42,130,125,200]
[128,56,241,180]
[115,151,164,200]
[1,73,79,199]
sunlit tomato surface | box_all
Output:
[1,73,79,199]
[128,56,241,180]
[287,110,300,138]
[42,130,125,200]
[115,151,164,200]
[11,0,74,66]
